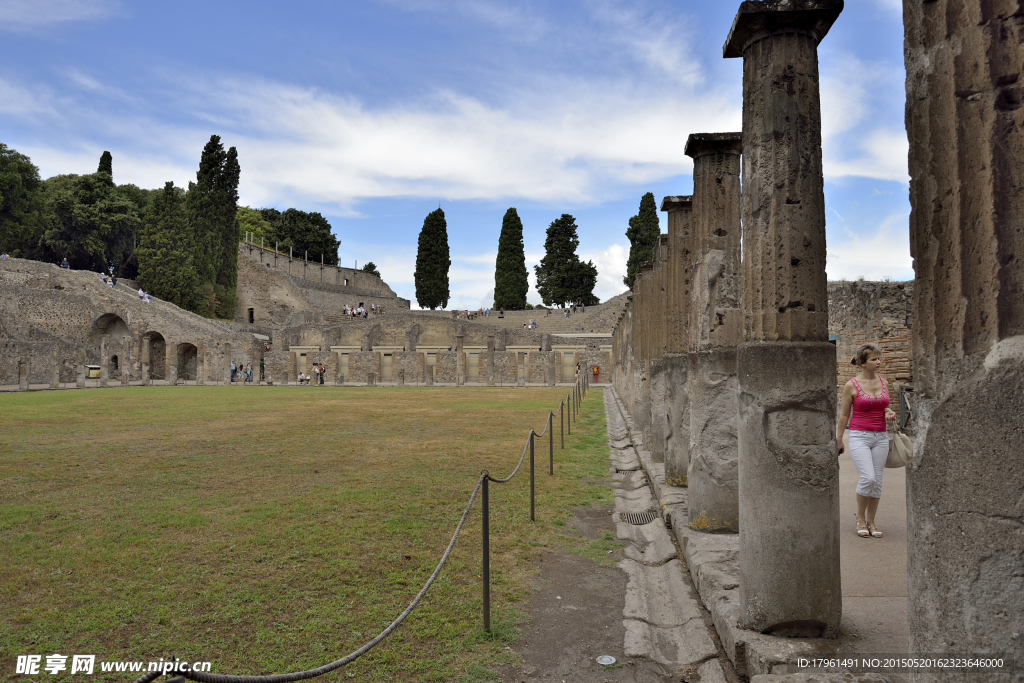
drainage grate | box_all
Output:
[620,510,657,525]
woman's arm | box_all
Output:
[837,382,855,453]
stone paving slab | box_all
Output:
[620,558,702,626]
[623,618,718,669]
[618,519,678,565]
[698,659,729,683]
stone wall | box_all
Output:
[827,280,913,412]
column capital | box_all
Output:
[724,0,843,59]
[684,132,743,159]
[660,195,693,212]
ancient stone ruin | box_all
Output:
[611,0,1022,679]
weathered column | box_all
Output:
[223,343,232,385]
[904,3,1024,678]
[685,132,743,532]
[661,196,694,487]
[397,368,405,386]
[141,335,151,385]
[50,347,60,389]
[367,371,375,387]
[197,343,206,385]
[648,236,670,464]
[486,335,495,386]
[517,352,525,386]
[76,349,86,388]
[100,335,110,387]
[726,0,842,637]
[547,352,556,386]
[18,356,30,391]
[122,335,131,386]
[456,334,465,386]
[166,342,178,385]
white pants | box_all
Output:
[849,430,888,498]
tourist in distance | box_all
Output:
[61,258,69,268]
[230,361,236,383]
[836,343,897,539]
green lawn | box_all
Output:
[0,386,611,682]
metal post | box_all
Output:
[482,475,491,632]
[567,395,572,434]
[549,412,554,475]
[529,431,535,522]
[560,402,565,448]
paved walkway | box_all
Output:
[839,453,910,682]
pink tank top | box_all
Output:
[849,377,889,432]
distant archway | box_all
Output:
[144,331,166,381]
[177,343,198,382]
[90,313,130,377]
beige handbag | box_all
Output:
[886,424,914,468]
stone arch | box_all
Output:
[177,343,198,382]
[89,313,131,377]
[143,331,167,380]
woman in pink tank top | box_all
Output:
[837,343,896,539]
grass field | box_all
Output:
[0,386,612,682]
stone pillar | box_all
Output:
[547,352,556,386]
[456,335,465,386]
[726,0,842,637]
[76,349,86,388]
[425,365,433,386]
[661,196,694,487]
[50,347,60,389]
[486,335,495,386]
[633,264,654,449]
[18,356,30,391]
[197,343,206,385]
[166,342,178,385]
[335,352,345,385]
[367,372,375,387]
[517,352,525,387]
[904,3,1024,676]
[100,335,109,387]
[223,343,232,385]
[141,335,151,385]
[684,132,743,533]
[647,237,670,464]
[397,368,405,386]
[122,335,131,386]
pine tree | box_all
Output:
[534,214,599,307]
[97,151,112,178]
[186,135,240,317]
[623,191,660,288]
[493,207,529,309]
[414,208,451,309]
[137,182,198,311]
[361,262,381,278]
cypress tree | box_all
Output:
[97,151,112,178]
[534,214,599,307]
[186,135,240,317]
[493,207,529,309]
[414,208,450,309]
[623,191,660,288]
[137,182,198,310]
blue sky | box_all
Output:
[0,0,910,309]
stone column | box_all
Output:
[904,3,1024,677]
[367,372,375,387]
[726,0,842,637]
[335,352,345,385]
[547,352,556,386]
[648,236,670,464]
[141,335,151,385]
[223,343,232,385]
[633,264,654,450]
[122,335,131,386]
[486,335,495,386]
[684,132,743,533]
[166,343,178,385]
[455,334,465,386]
[661,196,694,487]
[100,335,110,387]
[397,368,405,386]
[18,356,30,391]
[76,349,86,388]
[196,343,206,385]
[517,352,525,387]
[50,347,60,389]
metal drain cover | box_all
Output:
[620,510,657,525]
[596,655,617,666]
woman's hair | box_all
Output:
[851,342,882,367]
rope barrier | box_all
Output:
[135,373,592,683]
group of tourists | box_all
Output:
[837,342,898,540]
[230,361,254,384]
[298,363,326,385]
[100,273,118,289]
[522,319,538,330]
[137,288,151,303]
[343,305,370,318]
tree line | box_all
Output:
[0,138,341,319]
[414,207,600,310]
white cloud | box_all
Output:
[582,243,629,303]
[826,211,913,281]
[825,129,909,183]
[0,0,118,28]
[873,0,903,14]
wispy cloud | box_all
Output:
[826,211,913,281]
[0,0,119,28]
